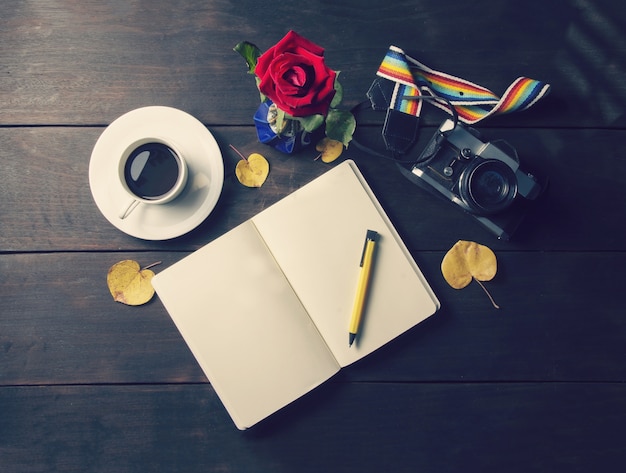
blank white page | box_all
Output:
[253,160,439,367]
[152,220,340,429]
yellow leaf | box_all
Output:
[107,260,157,306]
[228,142,270,188]
[441,240,499,308]
[442,240,496,288]
[315,138,343,163]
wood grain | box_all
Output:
[1,126,625,252]
[1,251,623,386]
[1,383,623,473]
[1,1,625,472]
[1,0,624,128]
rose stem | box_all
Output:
[474,278,501,309]
[229,144,248,162]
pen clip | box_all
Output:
[359,230,379,266]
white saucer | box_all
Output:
[89,106,224,240]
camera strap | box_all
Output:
[368,46,551,154]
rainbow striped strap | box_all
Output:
[377,46,551,124]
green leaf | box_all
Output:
[255,77,266,103]
[325,109,356,147]
[330,72,343,109]
[234,41,262,74]
[296,114,325,133]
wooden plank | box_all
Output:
[1,2,624,472]
[1,251,623,385]
[1,126,625,253]
[1,382,624,472]
[1,0,625,128]
[0,126,326,252]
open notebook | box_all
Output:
[152,160,439,429]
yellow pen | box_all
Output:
[349,229,379,347]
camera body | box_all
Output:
[409,119,542,240]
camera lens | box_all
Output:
[459,160,517,214]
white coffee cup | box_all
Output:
[118,137,188,219]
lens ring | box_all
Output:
[459,159,517,214]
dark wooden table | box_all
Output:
[2,1,625,471]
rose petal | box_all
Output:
[285,66,308,87]
[255,31,324,79]
[254,31,335,117]
[277,30,325,57]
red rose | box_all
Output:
[255,31,337,118]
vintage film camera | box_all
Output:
[407,119,542,240]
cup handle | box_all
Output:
[119,198,141,219]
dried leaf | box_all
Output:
[230,145,270,187]
[235,153,269,187]
[315,138,344,163]
[107,260,157,306]
[441,240,500,308]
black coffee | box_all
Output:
[123,142,180,199]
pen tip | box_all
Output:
[349,333,356,347]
